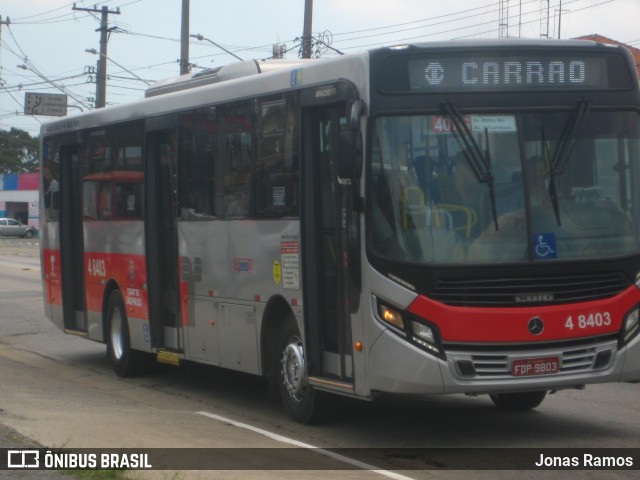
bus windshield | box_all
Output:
[368,110,640,264]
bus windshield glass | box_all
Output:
[368,110,640,264]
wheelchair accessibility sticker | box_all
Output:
[534,233,557,259]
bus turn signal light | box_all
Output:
[378,303,405,330]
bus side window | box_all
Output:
[83,180,99,219]
[88,131,111,173]
[43,138,61,221]
[98,184,112,220]
[178,109,217,220]
[255,93,300,218]
[116,182,143,219]
[218,101,253,219]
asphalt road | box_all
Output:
[0,237,639,480]
[0,238,72,479]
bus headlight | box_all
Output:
[374,298,444,358]
[411,321,442,356]
[622,308,640,345]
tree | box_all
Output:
[0,127,39,174]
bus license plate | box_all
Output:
[511,356,560,376]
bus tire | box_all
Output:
[278,316,325,424]
[489,391,547,410]
[106,289,138,377]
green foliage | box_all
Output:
[0,127,40,174]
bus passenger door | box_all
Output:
[59,144,87,332]
[302,104,355,383]
[144,130,182,351]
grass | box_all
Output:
[66,472,129,480]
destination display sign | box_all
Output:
[377,50,633,93]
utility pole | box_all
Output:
[301,0,313,59]
[0,15,12,122]
[0,16,10,82]
[498,0,509,38]
[557,0,563,39]
[540,0,550,38]
[519,0,522,38]
[73,4,121,108]
[180,0,190,74]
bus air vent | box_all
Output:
[430,272,629,307]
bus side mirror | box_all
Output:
[337,100,365,181]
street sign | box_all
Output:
[24,92,67,116]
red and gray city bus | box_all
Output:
[40,39,640,423]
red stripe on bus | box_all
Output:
[407,287,640,343]
[42,248,149,319]
[42,248,62,305]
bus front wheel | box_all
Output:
[106,290,137,377]
[490,391,547,410]
[278,317,325,424]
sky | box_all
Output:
[1,0,639,137]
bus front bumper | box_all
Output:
[368,328,640,395]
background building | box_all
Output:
[576,34,640,77]
[0,173,39,228]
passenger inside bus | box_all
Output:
[370,153,464,263]
[181,186,214,220]
[226,191,249,218]
[43,167,60,214]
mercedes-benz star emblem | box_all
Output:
[528,317,544,335]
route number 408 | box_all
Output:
[565,312,612,330]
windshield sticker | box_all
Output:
[432,115,470,133]
[533,233,557,260]
[431,115,516,133]
[471,115,517,132]
[273,261,282,285]
[280,240,300,289]
[233,258,253,273]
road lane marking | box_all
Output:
[195,411,414,479]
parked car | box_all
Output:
[0,218,36,238]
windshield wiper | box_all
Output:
[542,98,592,226]
[551,98,591,176]
[541,127,561,226]
[441,100,499,231]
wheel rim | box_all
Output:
[281,336,307,402]
[110,307,124,361]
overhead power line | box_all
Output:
[330,0,533,37]
[11,1,81,21]
[0,0,629,121]
[333,0,613,50]
[2,21,92,110]
[452,0,616,40]
[2,71,88,92]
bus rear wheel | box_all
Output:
[278,317,325,424]
[490,391,547,410]
[106,289,138,377]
